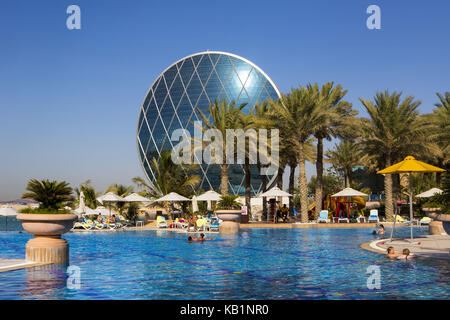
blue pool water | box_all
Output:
[0,227,448,299]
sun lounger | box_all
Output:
[395,215,410,223]
[368,209,379,223]
[419,217,431,225]
[317,210,330,223]
[196,218,208,231]
[157,216,167,228]
[205,217,220,231]
[357,215,366,223]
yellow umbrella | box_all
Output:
[377,156,445,241]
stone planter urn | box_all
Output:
[423,208,450,236]
[215,209,242,234]
[17,214,77,264]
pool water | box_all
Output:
[0,227,449,299]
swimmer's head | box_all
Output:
[200,233,205,239]
[387,246,394,254]
[188,236,192,242]
[380,224,385,229]
[402,248,410,256]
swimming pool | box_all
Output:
[0,227,448,299]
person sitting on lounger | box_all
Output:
[396,248,416,260]
[386,246,402,258]
[97,213,103,223]
[189,233,215,241]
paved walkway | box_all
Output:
[0,259,41,272]
[362,234,450,260]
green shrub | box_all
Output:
[19,208,73,214]
[216,195,241,210]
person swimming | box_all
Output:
[188,233,215,241]
[376,224,386,235]
[396,248,416,260]
[386,246,402,258]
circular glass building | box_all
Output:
[137,51,281,195]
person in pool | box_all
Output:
[396,248,416,260]
[188,233,215,241]
[373,224,385,235]
[386,246,402,258]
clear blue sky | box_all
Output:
[0,0,449,200]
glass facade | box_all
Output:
[137,51,281,195]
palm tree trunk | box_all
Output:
[384,153,394,222]
[260,164,268,221]
[315,137,323,218]
[345,171,350,188]
[244,159,251,219]
[220,163,229,195]
[277,165,284,188]
[288,163,295,216]
[298,143,309,223]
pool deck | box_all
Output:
[361,234,450,260]
[0,259,43,273]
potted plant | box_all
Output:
[422,176,450,235]
[17,179,77,264]
[215,195,242,234]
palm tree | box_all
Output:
[422,92,450,173]
[132,150,201,199]
[196,99,246,195]
[326,140,363,187]
[360,90,425,221]
[270,87,327,222]
[22,179,74,210]
[74,180,101,209]
[308,82,356,216]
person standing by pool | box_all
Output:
[188,215,197,232]
[281,204,289,222]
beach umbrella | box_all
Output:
[258,187,292,223]
[331,188,368,198]
[192,196,199,213]
[79,191,86,215]
[415,188,443,198]
[124,193,152,204]
[197,190,221,212]
[258,187,292,198]
[0,207,18,231]
[331,188,368,219]
[155,192,190,202]
[94,206,111,216]
[377,156,445,242]
[196,190,222,201]
[97,192,126,216]
[75,206,97,217]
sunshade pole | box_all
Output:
[390,205,398,242]
[409,172,413,242]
